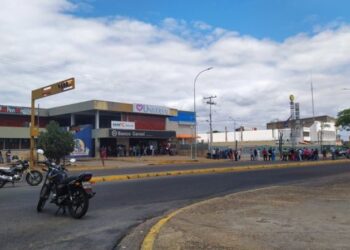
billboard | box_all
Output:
[71,125,92,157]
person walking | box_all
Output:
[0,150,3,163]
[5,149,11,163]
[100,146,107,166]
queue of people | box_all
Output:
[208,146,344,162]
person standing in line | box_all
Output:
[268,148,272,161]
[253,148,258,161]
[271,148,276,161]
[322,149,327,160]
[234,150,238,161]
[250,149,254,161]
[262,148,268,161]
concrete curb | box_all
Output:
[91,159,349,184]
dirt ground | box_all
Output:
[154,173,350,250]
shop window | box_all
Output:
[21,139,30,149]
[4,139,20,149]
[0,139,4,150]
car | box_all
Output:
[337,148,350,158]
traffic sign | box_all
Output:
[32,78,75,99]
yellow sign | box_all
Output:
[289,94,295,102]
[31,127,39,137]
[32,78,75,100]
[30,77,76,169]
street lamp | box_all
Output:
[193,67,213,160]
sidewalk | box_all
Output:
[150,172,350,249]
[68,155,228,171]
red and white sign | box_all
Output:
[111,121,135,130]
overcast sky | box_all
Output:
[1,0,349,133]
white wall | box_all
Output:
[198,121,336,144]
[199,129,283,142]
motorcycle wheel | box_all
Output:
[26,171,43,186]
[68,187,89,219]
[37,184,50,212]
[0,179,6,188]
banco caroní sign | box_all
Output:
[109,129,175,139]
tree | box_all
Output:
[336,108,350,130]
[37,121,74,163]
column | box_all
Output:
[70,114,75,126]
[95,110,100,129]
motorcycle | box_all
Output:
[0,160,43,188]
[36,149,95,219]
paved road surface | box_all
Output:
[0,163,349,249]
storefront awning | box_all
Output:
[176,134,194,139]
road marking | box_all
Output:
[91,159,349,183]
[141,186,280,250]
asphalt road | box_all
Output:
[1,162,350,250]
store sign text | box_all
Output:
[0,105,31,115]
[109,129,176,138]
[133,103,170,116]
[111,121,135,130]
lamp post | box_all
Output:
[229,116,237,150]
[193,67,213,160]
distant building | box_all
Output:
[0,101,194,158]
[198,115,337,146]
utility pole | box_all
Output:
[310,73,315,122]
[204,95,217,157]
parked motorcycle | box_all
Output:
[0,160,43,188]
[36,150,95,219]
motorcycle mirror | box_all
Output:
[70,158,76,163]
[37,149,44,154]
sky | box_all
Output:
[0,0,350,133]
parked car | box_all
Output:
[337,148,350,158]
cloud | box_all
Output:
[0,0,349,133]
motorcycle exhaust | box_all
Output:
[0,175,13,181]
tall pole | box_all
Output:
[234,120,237,150]
[311,82,315,119]
[289,94,296,148]
[311,74,315,121]
[204,95,217,157]
[193,67,213,160]
[30,98,35,169]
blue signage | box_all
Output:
[71,125,92,157]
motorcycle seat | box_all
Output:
[61,175,79,185]
[0,168,13,175]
